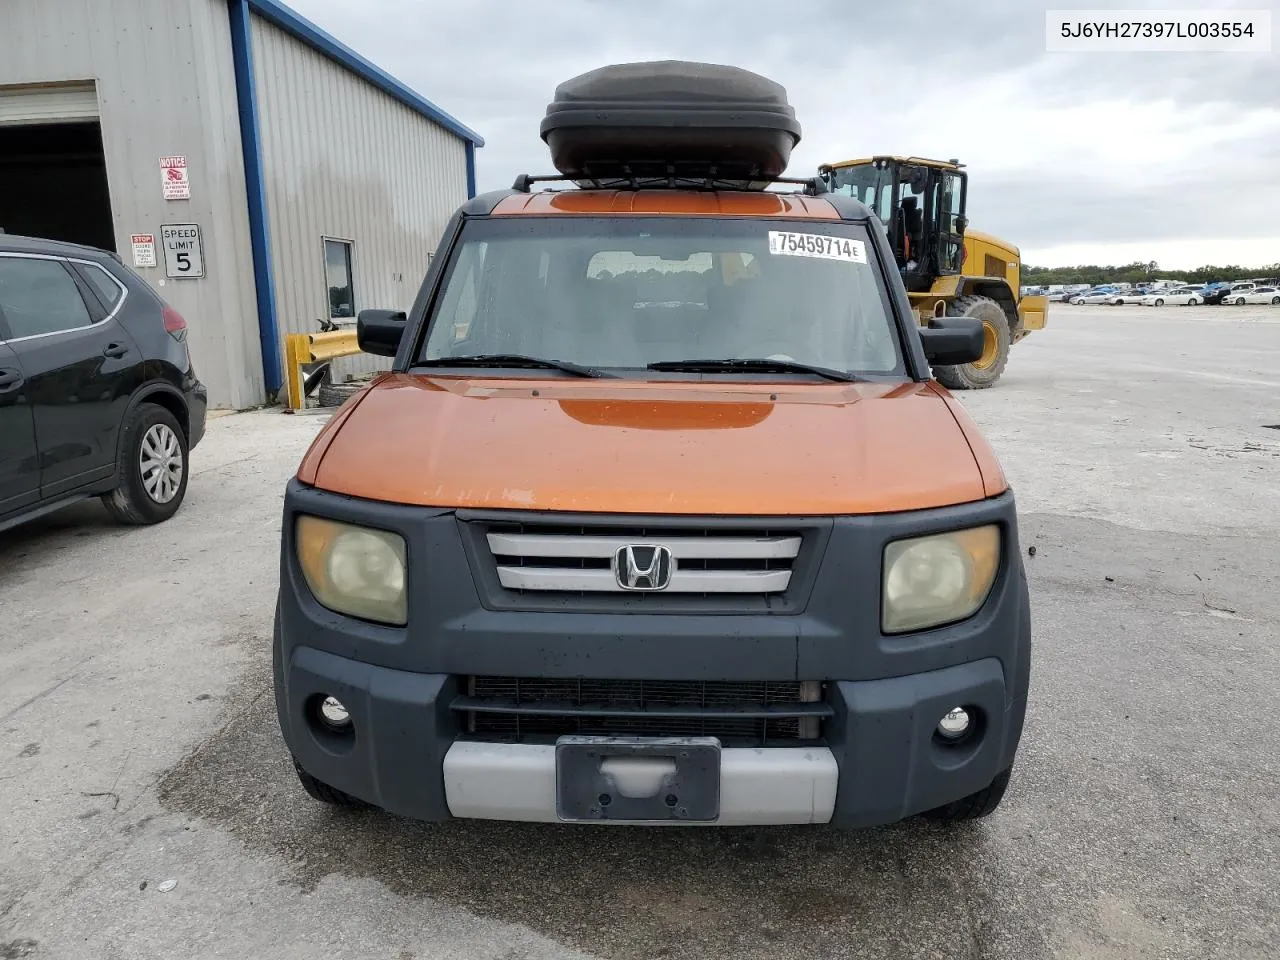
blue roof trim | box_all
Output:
[245,0,484,147]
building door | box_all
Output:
[0,82,114,252]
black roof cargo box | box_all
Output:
[540,60,802,184]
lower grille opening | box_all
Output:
[469,713,804,742]
[455,677,826,747]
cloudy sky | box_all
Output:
[289,0,1278,269]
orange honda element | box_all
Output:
[274,61,1031,828]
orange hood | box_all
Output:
[298,374,1004,515]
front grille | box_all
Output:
[454,677,828,746]
[457,511,830,614]
[484,522,802,597]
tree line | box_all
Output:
[1023,261,1280,286]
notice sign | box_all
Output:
[131,234,157,268]
[161,223,205,278]
[160,156,190,200]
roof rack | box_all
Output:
[512,170,825,194]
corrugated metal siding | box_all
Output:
[0,0,264,409]
[249,15,467,382]
[0,82,100,123]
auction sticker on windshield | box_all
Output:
[768,231,867,263]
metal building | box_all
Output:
[0,0,482,409]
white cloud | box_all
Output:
[286,0,1280,268]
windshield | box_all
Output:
[824,164,892,221]
[418,215,904,378]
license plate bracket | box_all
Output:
[555,735,721,822]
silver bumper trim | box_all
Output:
[442,741,838,825]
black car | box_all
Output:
[0,234,207,534]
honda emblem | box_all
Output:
[614,544,674,591]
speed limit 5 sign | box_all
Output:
[161,223,205,279]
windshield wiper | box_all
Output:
[417,354,616,378]
[646,358,862,383]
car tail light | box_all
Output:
[162,306,188,342]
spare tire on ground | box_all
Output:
[313,366,367,407]
[318,380,361,407]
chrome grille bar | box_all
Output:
[486,533,801,560]
[486,532,803,594]
[494,567,792,593]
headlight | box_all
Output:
[296,516,407,624]
[882,525,1000,633]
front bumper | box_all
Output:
[275,481,1031,828]
[279,644,1023,828]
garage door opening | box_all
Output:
[0,121,114,252]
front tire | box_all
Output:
[1154,298,1164,306]
[932,295,1011,390]
[1271,296,1280,305]
[1236,297,1246,305]
[292,757,369,808]
[101,403,189,525]
[921,766,1013,822]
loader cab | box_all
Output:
[819,157,968,293]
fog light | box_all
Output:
[937,706,970,739]
[319,696,350,728]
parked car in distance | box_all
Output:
[1072,290,1117,304]
[1201,284,1234,305]
[1109,290,1148,305]
[0,234,207,534]
[1228,286,1280,305]
[1141,286,1204,306]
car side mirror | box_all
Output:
[357,309,407,357]
[919,316,984,366]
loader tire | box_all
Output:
[933,295,1011,390]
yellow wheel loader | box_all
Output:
[817,157,1047,389]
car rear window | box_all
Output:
[79,262,125,311]
[0,257,95,338]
